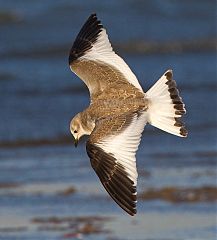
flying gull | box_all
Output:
[68,14,187,216]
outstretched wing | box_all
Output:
[69,14,143,100]
[86,112,147,216]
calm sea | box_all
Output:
[0,1,216,239]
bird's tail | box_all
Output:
[146,70,187,137]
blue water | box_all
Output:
[0,1,216,240]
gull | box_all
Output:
[68,13,187,216]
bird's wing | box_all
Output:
[69,14,143,101]
[86,111,147,216]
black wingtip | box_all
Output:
[69,13,103,65]
[90,13,97,17]
[87,142,138,216]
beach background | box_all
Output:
[0,0,216,239]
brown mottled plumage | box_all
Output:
[68,14,187,216]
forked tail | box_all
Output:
[146,70,187,137]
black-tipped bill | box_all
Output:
[74,138,78,147]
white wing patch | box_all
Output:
[96,112,147,186]
[80,28,143,92]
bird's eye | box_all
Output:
[74,130,78,134]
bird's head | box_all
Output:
[70,113,83,147]
[70,112,94,147]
